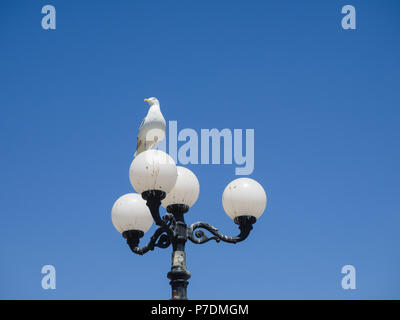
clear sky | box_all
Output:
[0,0,399,299]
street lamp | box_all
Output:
[111,149,267,300]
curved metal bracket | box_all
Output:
[123,226,173,255]
[142,190,167,227]
[187,216,256,244]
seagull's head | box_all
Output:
[144,97,159,106]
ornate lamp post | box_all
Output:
[111,149,267,300]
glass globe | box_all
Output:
[222,178,267,220]
[111,193,153,233]
[129,150,178,194]
[161,166,200,208]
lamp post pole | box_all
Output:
[166,204,190,300]
[112,150,267,300]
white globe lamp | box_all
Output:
[129,150,178,194]
[222,178,267,221]
[161,166,200,209]
[111,193,153,233]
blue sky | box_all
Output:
[0,0,399,299]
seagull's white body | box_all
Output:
[134,98,166,157]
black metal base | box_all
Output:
[166,204,189,215]
[142,190,166,201]
[122,230,144,239]
[234,215,257,225]
[122,230,144,251]
[167,204,189,222]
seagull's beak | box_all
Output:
[144,98,150,103]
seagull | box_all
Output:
[134,97,166,157]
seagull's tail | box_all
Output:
[134,136,164,157]
[134,143,145,157]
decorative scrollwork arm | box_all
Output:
[187,222,222,244]
[188,216,256,244]
[123,226,173,255]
